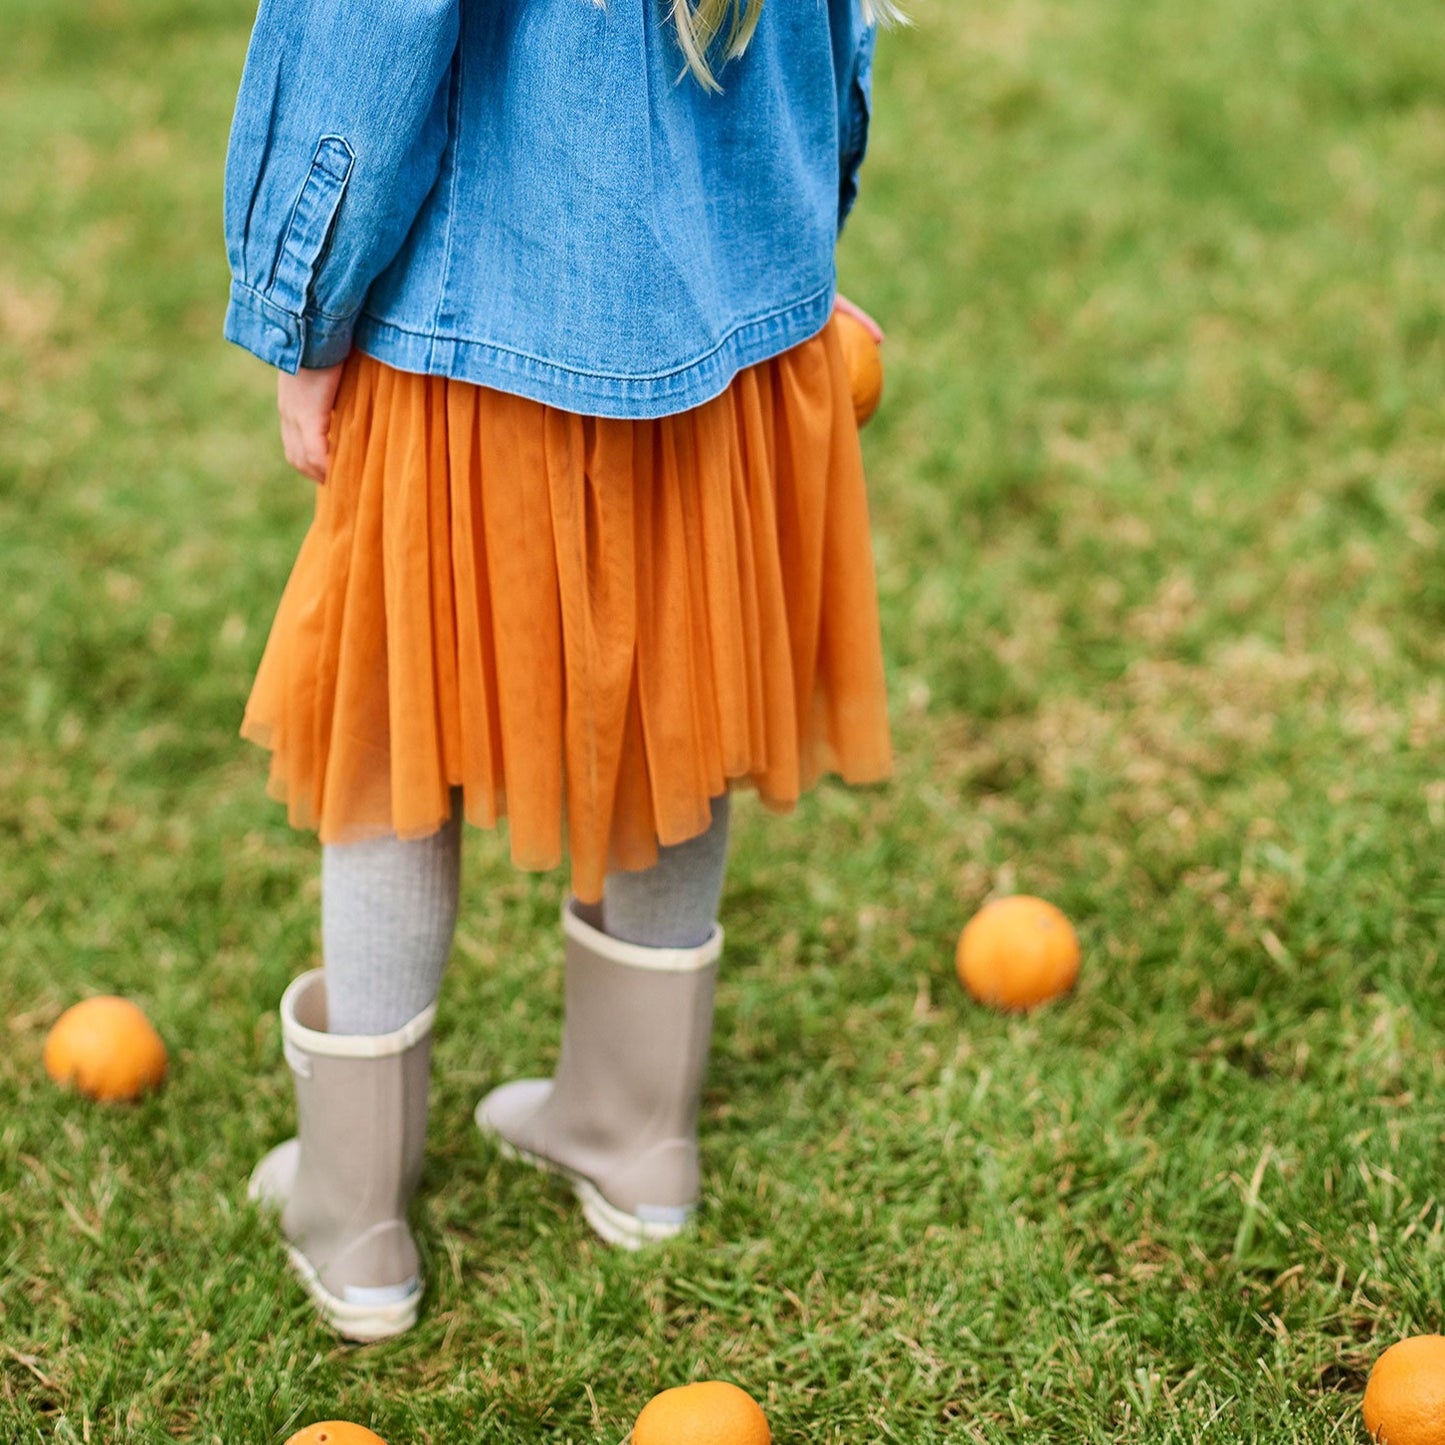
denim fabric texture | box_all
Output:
[223,0,877,418]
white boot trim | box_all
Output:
[282,1240,421,1342]
[344,1279,421,1307]
[562,902,723,973]
[280,969,437,1059]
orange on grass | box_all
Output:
[1362,1335,1445,1444]
[631,1381,770,1445]
[834,306,884,427]
[43,996,167,1102]
[283,1426,389,1445]
[956,895,1081,1011]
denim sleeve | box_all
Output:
[222,0,458,371]
[838,26,876,231]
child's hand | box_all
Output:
[277,362,345,484]
[832,295,885,426]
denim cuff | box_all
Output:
[224,281,356,372]
[298,310,357,369]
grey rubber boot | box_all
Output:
[475,901,721,1249]
[248,969,433,1341]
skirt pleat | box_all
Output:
[243,317,893,903]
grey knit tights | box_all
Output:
[322,795,730,1035]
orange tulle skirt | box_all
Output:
[242,316,892,903]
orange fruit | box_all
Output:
[834,308,884,426]
[283,1426,389,1445]
[1363,1335,1445,1444]
[631,1380,770,1445]
[43,996,167,1101]
[955,895,1080,1011]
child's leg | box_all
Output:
[476,796,729,1247]
[601,794,730,947]
[321,805,462,1034]
[249,806,461,1341]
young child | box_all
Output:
[224,0,896,1341]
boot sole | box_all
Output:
[280,1241,421,1343]
[247,1165,421,1343]
[474,1107,691,1251]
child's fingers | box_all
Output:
[833,293,884,342]
[276,362,344,485]
[279,413,327,484]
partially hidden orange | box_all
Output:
[834,307,884,427]
[632,1380,770,1445]
[956,895,1081,1011]
[1362,1335,1445,1444]
[283,1426,389,1445]
[43,996,167,1102]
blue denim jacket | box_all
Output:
[223,0,876,418]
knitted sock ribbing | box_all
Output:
[318,792,728,1034]
[320,809,462,1036]
[602,794,730,948]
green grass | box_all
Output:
[2,0,1443,1438]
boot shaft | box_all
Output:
[553,904,720,1159]
[279,972,433,1262]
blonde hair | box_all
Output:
[669,0,904,92]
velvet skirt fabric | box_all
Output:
[242,315,892,903]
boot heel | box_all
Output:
[574,1179,693,1250]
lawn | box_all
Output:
[1,0,1442,1439]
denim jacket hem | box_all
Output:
[351,282,836,420]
